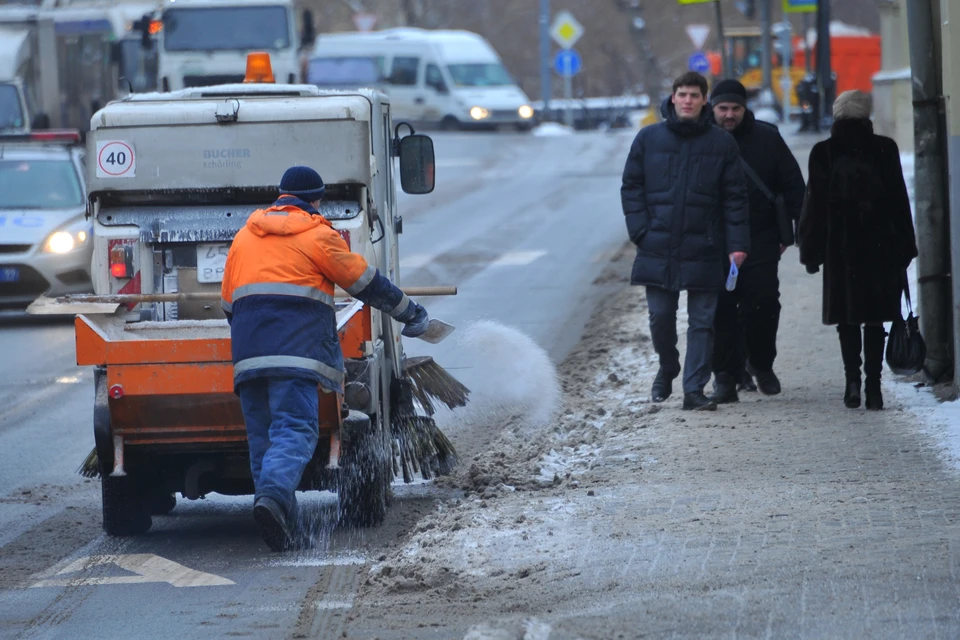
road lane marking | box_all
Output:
[400,254,435,269]
[314,600,353,610]
[270,554,366,567]
[435,158,481,168]
[30,553,234,588]
[491,250,547,267]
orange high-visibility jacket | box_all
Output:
[221,196,416,392]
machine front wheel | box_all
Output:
[338,411,392,528]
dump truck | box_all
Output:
[58,54,464,536]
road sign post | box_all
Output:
[554,49,582,128]
[550,11,584,128]
[539,0,552,116]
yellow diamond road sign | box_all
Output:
[550,11,584,49]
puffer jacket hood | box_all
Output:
[246,196,331,238]
[660,96,715,137]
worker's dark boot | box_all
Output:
[838,324,862,409]
[863,325,886,411]
[651,368,675,403]
[254,496,293,552]
[710,372,739,404]
[682,392,717,411]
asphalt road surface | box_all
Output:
[0,129,633,638]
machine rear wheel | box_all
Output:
[101,474,152,536]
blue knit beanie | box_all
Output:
[279,165,326,201]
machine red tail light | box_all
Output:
[108,239,135,279]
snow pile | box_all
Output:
[531,122,575,137]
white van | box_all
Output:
[307,28,535,130]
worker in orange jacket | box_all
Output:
[221,165,430,551]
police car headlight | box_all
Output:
[44,224,91,254]
[518,105,534,119]
[469,106,489,120]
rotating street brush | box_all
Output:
[389,355,470,482]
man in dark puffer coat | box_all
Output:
[621,71,750,411]
[709,79,807,403]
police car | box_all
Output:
[0,131,93,309]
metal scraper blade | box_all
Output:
[417,319,455,344]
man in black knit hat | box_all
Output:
[708,79,807,402]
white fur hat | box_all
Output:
[833,90,873,120]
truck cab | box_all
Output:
[77,63,445,536]
[156,0,300,90]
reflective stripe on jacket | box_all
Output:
[221,195,417,392]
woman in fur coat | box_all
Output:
[798,90,918,410]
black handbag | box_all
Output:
[739,158,795,246]
[886,270,926,375]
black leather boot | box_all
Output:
[711,372,739,404]
[837,325,862,409]
[682,392,718,411]
[863,325,886,410]
[651,368,675,403]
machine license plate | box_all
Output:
[0,266,19,282]
[196,243,230,283]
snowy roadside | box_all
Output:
[892,152,960,472]
[347,244,662,637]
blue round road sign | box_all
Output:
[688,51,710,74]
[554,49,582,77]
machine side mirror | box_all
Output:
[430,81,449,94]
[398,134,435,195]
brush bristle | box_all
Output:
[390,414,459,483]
[78,448,101,479]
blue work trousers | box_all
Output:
[237,376,319,520]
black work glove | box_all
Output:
[805,264,820,274]
[401,303,430,338]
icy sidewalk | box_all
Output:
[344,241,960,639]
[890,152,960,472]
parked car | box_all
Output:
[0,131,92,309]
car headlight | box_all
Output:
[469,106,490,120]
[518,105,534,119]
[44,223,91,254]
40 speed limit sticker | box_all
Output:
[96,140,136,178]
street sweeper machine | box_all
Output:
[33,54,468,536]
